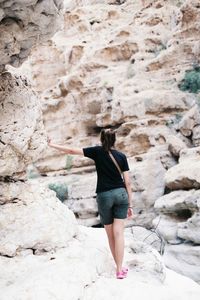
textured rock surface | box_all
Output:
[125,226,163,254]
[1,226,200,300]
[178,212,200,244]
[167,135,188,157]
[22,0,200,249]
[153,215,180,245]
[154,189,200,243]
[154,189,200,215]
[164,243,200,285]
[0,72,47,176]
[1,0,200,291]
[0,0,63,72]
[26,0,200,174]
[153,185,200,282]
[179,105,200,140]
[0,181,78,257]
[19,0,200,237]
[127,152,166,227]
[165,147,200,190]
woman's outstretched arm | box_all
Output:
[48,138,83,155]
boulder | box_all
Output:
[0,181,78,257]
[167,135,187,157]
[154,189,200,214]
[178,105,200,138]
[178,212,200,244]
[164,243,200,284]
[154,189,200,245]
[165,147,200,190]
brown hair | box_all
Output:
[100,128,116,151]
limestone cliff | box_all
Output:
[1,0,200,295]
[0,0,63,72]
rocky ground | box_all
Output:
[1,225,200,300]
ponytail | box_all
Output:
[100,128,116,151]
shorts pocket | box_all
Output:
[122,190,128,203]
[115,189,128,205]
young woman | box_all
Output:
[48,128,133,279]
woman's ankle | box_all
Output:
[116,266,122,273]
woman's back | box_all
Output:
[83,146,129,193]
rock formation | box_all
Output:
[0,72,46,177]
[0,181,77,257]
[0,0,63,73]
[153,146,200,283]
[1,0,200,295]
[1,226,200,300]
[26,0,199,175]
[0,0,71,259]
[17,0,200,283]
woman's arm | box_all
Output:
[123,171,133,217]
[48,138,83,155]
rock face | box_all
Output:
[179,105,200,143]
[28,0,199,172]
[0,0,65,260]
[153,147,200,283]
[154,189,200,244]
[0,0,63,72]
[19,0,199,229]
[65,173,98,222]
[0,0,64,176]
[164,244,200,285]
[17,0,200,283]
[127,152,166,227]
[0,0,82,297]
[165,147,200,190]
[1,0,200,295]
[0,72,47,177]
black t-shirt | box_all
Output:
[83,145,129,193]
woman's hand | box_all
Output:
[47,137,52,146]
[127,207,133,219]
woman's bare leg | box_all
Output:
[104,224,116,264]
[113,218,125,273]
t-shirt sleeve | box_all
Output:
[122,155,130,172]
[83,146,97,160]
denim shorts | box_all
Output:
[96,187,128,225]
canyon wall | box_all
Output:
[17,0,200,283]
[0,0,78,259]
[1,0,200,293]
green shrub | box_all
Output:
[165,113,182,128]
[65,155,73,170]
[176,0,184,7]
[27,164,40,179]
[48,182,68,202]
[179,66,200,93]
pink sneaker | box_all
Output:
[122,267,128,275]
[116,271,127,279]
